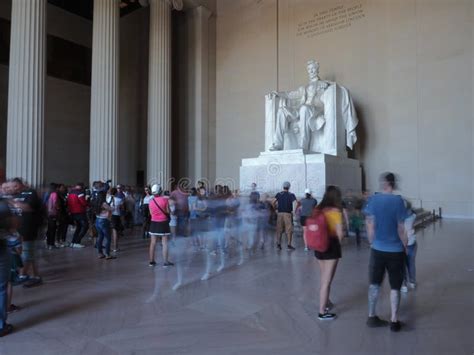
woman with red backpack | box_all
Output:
[309,186,344,320]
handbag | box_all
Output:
[152,198,170,223]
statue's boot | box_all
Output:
[269,144,282,151]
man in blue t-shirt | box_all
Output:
[363,172,408,332]
[273,181,297,251]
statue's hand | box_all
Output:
[270,91,279,98]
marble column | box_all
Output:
[6,0,47,186]
[193,6,212,183]
[89,0,120,184]
[147,0,171,187]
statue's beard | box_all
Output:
[308,72,319,81]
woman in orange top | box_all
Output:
[315,186,344,320]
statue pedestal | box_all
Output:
[240,149,361,198]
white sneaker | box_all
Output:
[72,243,85,248]
[408,282,416,289]
[400,285,408,293]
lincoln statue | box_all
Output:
[266,60,358,156]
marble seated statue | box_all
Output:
[265,59,358,157]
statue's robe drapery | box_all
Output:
[266,81,358,156]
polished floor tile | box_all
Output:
[0,219,472,354]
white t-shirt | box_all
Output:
[143,195,153,205]
[107,195,124,216]
[405,213,416,246]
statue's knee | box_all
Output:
[299,105,310,116]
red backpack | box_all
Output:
[306,208,330,252]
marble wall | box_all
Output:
[216,0,473,218]
[216,0,278,189]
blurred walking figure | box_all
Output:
[194,187,209,249]
[257,194,272,249]
[225,190,241,248]
[188,188,200,248]
[364,172,408,332]
[300,188,317,251]
[273,182,298,251]
[170,185,189,237]
[148,184,174,267]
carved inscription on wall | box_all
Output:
[296,3,365,38]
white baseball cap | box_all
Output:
[151,184,162,194]
[304,188,311,194]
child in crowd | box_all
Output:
[350,202,365,247]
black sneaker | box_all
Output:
[287,245,295,251]
[149,261,157,267]
[163,261,174,267]
[277,244,282,250]
[105,255,116,260]
[390,321,402,332]
[318,312,336,320]
[367,316,389,328]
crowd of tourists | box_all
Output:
[0,172,418,336]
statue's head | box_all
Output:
[306,59,320,80]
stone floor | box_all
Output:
[0,219,472,355]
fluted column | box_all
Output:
[89,0,120,184]
[193,6,212,183]
[6,0,46,187]
[147,0,171,187]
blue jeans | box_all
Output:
[0,247,10,330]
[95,218,111,256]
[72,213,89,244]
[405,242,417,284]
